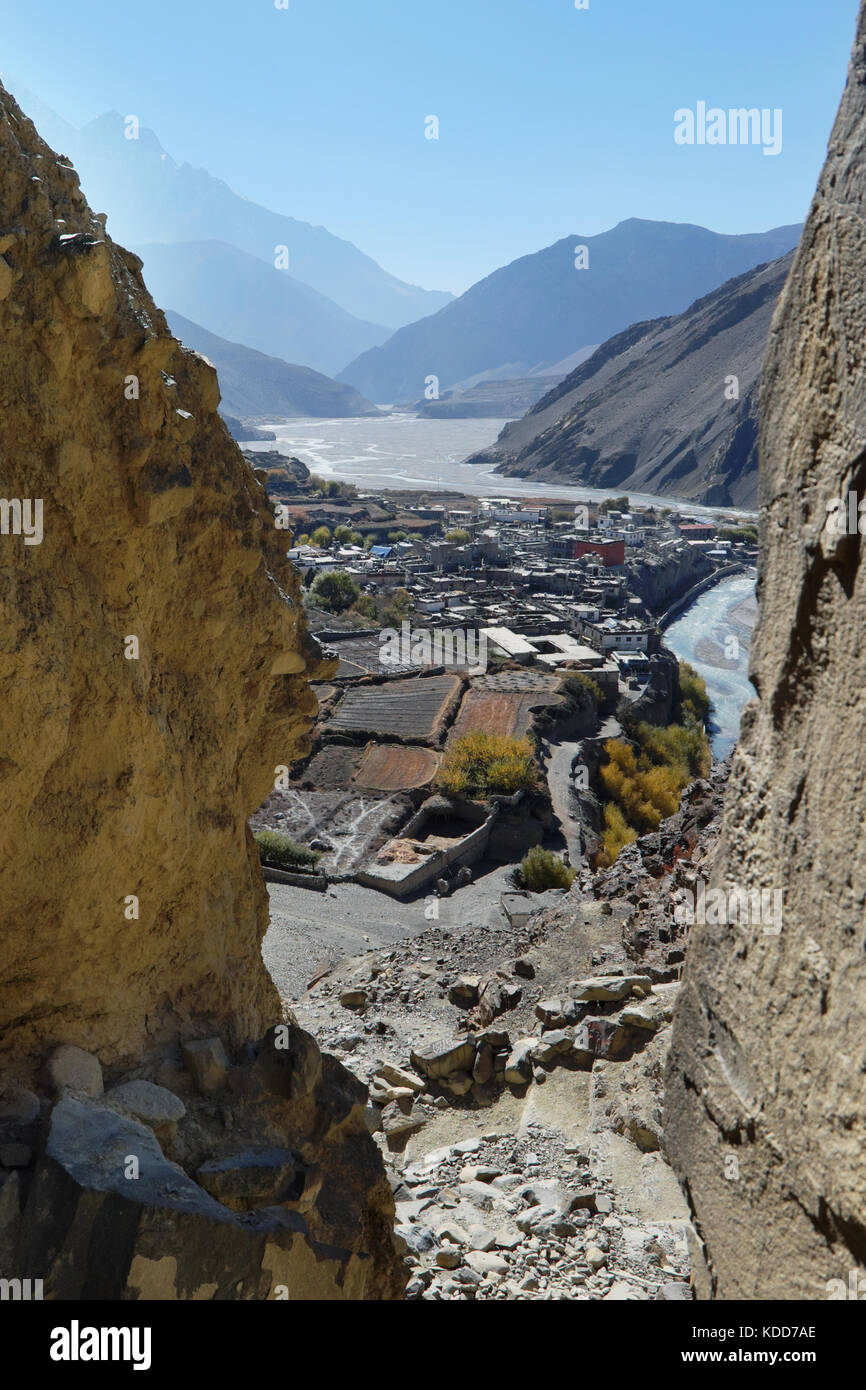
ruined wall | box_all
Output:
[0,84,405,1299]
[665,4,866,1300]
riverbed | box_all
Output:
[245,413,757,518]
[663,572,758,758]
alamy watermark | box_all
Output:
[823,489,866,536]
[674,103,782,157]
[379,621,487,674]
[673,877,783,934]
[826,1269,866,1300]
[0,498,42,545]
[0,1277,42,1300]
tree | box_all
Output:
[310,570,360,612]
[382,587,412,625]
[311,526,332,548]
[333,525,354,543]
[352,593,377,621]
[445,528,471,544]
[437,733,536,799]
[599,496,630,514]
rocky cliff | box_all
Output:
[0,83,405,1299]
[665,3,866,1299]
[466,254,793,509]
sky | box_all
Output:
[1,0,858,295]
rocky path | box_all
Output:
[263,768,727,1300]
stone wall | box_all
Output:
[665,3,866,1300]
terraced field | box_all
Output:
[448,686,563,742]
[355,743,441,791]
[327,674,463,741]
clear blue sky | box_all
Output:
[2,0,858,293]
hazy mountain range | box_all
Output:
[165,312,379,420]
[466,253,794,508]
[7,80,452,371]
[340,219,801,404]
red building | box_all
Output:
[574,538,625,566]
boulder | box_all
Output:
[181,1038,230,1095]
[503,1039,535,1085]
[410,1038,476,1081]
[104,1080,186,1149]
[448,976,480,1005]
[46,1045,103,1098]
[570,975,652,1003]
[14,1098,394,1300]
[196,1149,303,1211]
[375,1063,425,1094]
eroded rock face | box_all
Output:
[0,85,405,1299]
[0,82,324,1071]
[665,5,866,1300]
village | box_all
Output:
[247,448,756,906]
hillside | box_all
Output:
[137,240,388,378]
[165,311,380,420]
[339,219,801,405]
[465,253,794,508]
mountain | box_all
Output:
[137,241,388,378]
[339,219,802,404]
[411,377,561,419]
[5,81,452,332]
[165,311,380,420]
[465,253,794,509]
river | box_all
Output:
[663,571,758,759]
[246,413,757,518]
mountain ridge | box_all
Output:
[165,311,381,421]
[464,252,795,508]
[339,218,802,404]
[4,79,453,334]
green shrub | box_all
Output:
[253,830,322,871]
[717,525,758,544]
[520,846,576,891]
[310,570,360,612]
[564,672,604,706]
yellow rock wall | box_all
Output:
[0,82,330,1075]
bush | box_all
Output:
[717,525,758,544]
[382,587,412,625]
[677,660,711,727]
[564,672,604,706]
[593,715,711,865]
[598,495,630,514]
[253,830,321,871]
[352,593,377,620]
[596,804,638,867]
[437,733,536,799]
[520,846,576,891]
[310,570,360,613]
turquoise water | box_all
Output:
[664,572,758,758]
